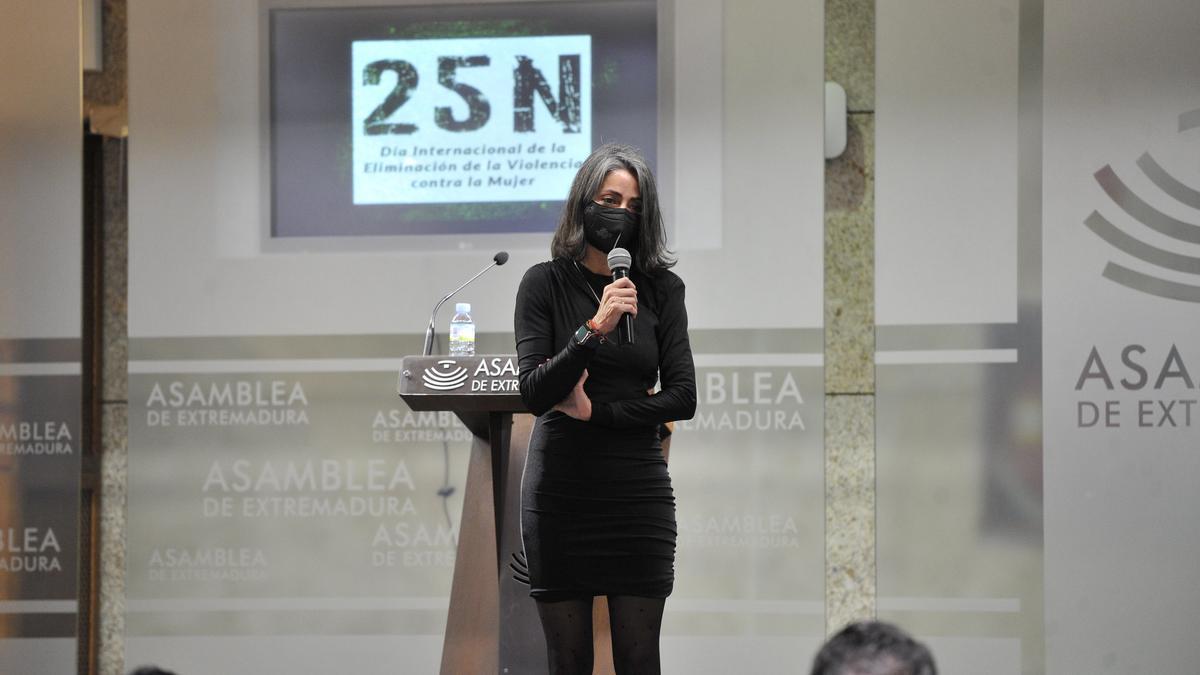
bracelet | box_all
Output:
[583,319,609,345]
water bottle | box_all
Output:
[449,302,475,356]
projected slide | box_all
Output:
[351,36,592,205]
[269,2,655,240]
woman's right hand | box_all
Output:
[591,276,638,335]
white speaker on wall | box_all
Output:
[824,81,847,159]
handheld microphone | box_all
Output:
[607,247,634,346]
[422,251,509,356]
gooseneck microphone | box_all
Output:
[607,247,634,346]
[422,251,509,356]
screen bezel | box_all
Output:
[257,0,663,255]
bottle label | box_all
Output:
[449,323,475,355]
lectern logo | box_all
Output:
[422,360,470,391]
[1084,107,1200,303]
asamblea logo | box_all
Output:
[422,359,470,391]
[0,420,73,456]
[1084,106,1200,303]
[145,379,309,427]
[1072,107,1199,430]
[1,526,63,573]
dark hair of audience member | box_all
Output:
[810,620,937,675]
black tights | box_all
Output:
[535,595,665,675]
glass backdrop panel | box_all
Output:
[127,0,825,672]
[0,1,83,673]
[662,0,825,670]
[1043,0,1200,672]
[876,1,1043,673]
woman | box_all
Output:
[514,143,697,674]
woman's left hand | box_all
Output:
[553,369,592,421]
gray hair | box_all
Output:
[550,143,675,272]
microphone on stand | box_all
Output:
[606,247,634,346]
[422,251,509,356]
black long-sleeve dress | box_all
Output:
[514,257,696,601]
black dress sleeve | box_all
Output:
[589,272,697,428]
[514,263,598,416]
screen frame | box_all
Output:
[256,0,667,255]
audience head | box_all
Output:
[810,620,937,675]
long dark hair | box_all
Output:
[550,143,675,272]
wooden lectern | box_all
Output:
[397,354,544,674]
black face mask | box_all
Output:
[582,203,639,254]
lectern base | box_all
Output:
[440,413,548,674]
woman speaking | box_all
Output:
[514,143,697,674]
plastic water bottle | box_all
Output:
[449,302,475,356]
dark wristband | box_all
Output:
[573,321,606,349]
